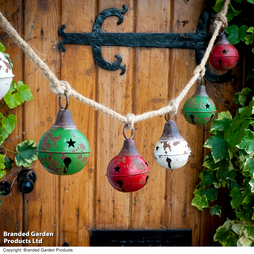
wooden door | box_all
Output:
[0,0,242,246]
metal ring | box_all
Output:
[123,125,135,140]
[59,91,69,110]
[165,114,177,122]
[197,75,204,86]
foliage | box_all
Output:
[0,42,37,202]
[192,0,254,246]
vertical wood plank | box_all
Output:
[95,0,134,229]
[0,0,23,246]
[59,0,96,246]
[131,0,171,229]
[165,0,206,246]
[23,0,59,246]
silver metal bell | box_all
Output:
[154,115,191,170]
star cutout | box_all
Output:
[145,162,148,166]
[114,165,121,172]
[222,49,228,54]
[156,146,159,151]
[205,104,210,109]
[66,138,76,148]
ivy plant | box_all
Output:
[192,0,254,246]
[0,42,38,204]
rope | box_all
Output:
[0,0,230,129]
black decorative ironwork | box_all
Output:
[58,4,232,83]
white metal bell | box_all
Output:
[0,52,14,100]
[154,117,191,170]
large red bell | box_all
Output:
[209,33,239,71]
[106,126,150,193]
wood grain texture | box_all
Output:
[95,0,134,230]
[22,0,59,246]
[131,0,171,229]
[165,0,206,246]
[59,0,97,246]
[0,0,23,246]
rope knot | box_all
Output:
[215,13,228,29]
[125,113,135,130]
[193,65,206,78]
[168,99,178,115]
[50,80,72,97]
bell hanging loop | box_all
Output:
[59,91,69,110]
[165,113,177,123]
[123,125,135,140]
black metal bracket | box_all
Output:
[58,5,232,83]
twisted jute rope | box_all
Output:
[0,0,230,130]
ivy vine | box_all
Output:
[0,42,38,204]
[192,0,254,246]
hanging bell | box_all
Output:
[209,32,239,71]
[0,52,14,100]
[183,81,216,126]
[37,93,91,175]
[106,126,150,192]
[154,115,191,170]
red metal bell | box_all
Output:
[209,33,239,71]
[106,126,150,193]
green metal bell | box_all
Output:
[37,94,91,175]
[183,83,216,126]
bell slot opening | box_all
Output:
[166,157,172,169]
[190,115,195,125]
[117,180,125,192]
[207,114,214,124]
[218,59,223,69]
[63,157,72,174]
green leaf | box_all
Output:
[4,90,23,109]
[230,187,244,208]
[204,136,230,163]
[226,115,250,147]
[226,3,241,22]
[203,153,220,171]
[210,205,222,217]
[214,225,236,246]
[243,158,254,178]
[225,25,240,45]
[242,226,254,241]
[191,194,209,211]
[4,156,14,170]
[237,129,254,154]
[213,0,225,13]
[247,0,254,4]
[0,42,5,53]
[238,87,252,106]
[244,33,254,45]
[17,82,33,102]
[2,114,17,134]
[249,179,254,192]
[200,170,218,187]
[210,111,232,135]
[0,170,6,179]
[15,140,38,167]
[0,154,5,171]
[202,187,218,201]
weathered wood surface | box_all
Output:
[0,0,242,246]
[0,0,23,246]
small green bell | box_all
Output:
[183,82,216,126]
[37,94,91,175]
